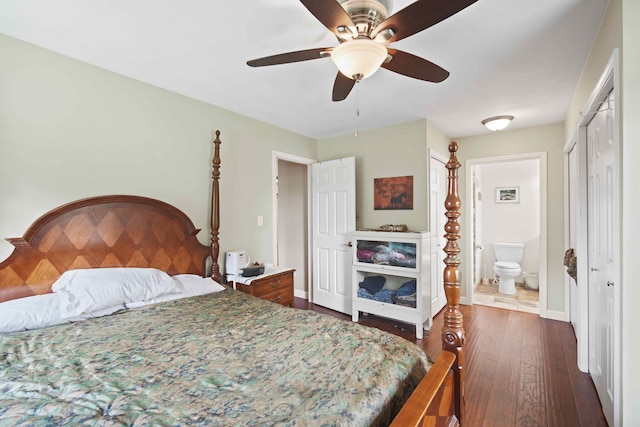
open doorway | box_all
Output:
[465,152,548,317]
[272,152,315,300]
[273,152,356,313]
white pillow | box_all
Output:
[174,274,225,294]
[0,293,79,333]
[52,268,181,314]
[126,274,225,309]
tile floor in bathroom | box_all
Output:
[473,281,539,314]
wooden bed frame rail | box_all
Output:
[391,141,465,427]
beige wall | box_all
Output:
[426,120,452,156]
[0,34,316,271]
[621,0,640,423]
[565,0,621,139]
[317,120,431,232]
[456,123,566,311]
[315,118,452,235]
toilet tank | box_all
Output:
[494,242,524,263]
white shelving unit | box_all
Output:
[351,230,434,339]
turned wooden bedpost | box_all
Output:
[443,141,466,425]
[210,130,222,283]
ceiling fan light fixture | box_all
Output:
[331,39,387,80]
[374,28,395,43]
[336,25,355,40]
[481,115,514,131]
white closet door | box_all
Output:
[586,89,615,426]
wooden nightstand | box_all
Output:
[232,268,295,307]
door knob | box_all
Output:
[607,281,614,287]
[590,267,599,272]
[343,242,353,247]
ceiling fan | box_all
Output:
[247,0,478,101]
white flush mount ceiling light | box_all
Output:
[330,39,388,81]
[481,115,514,131]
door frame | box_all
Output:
[571,49,620,424]
[428,148,448,314]
[562,131,578,328]
[463,152,548,318]
[272,151,316,300]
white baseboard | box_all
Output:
[294,289,308,300]
[543,309,567,322]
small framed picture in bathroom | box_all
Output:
[495,186,520,203]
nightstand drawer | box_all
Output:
[253,273,292,295]
[233,269,295,307]
[260,287,293,306]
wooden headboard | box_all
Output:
[0,196,210,302]
[0,131,223,303]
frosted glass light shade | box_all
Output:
[331,39,387,80]
[482,115,514,131]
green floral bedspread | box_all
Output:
[0,289,430,426]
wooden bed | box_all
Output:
[0,131,465,426]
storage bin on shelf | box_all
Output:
[352,230,434,339]
[356,238,417,268]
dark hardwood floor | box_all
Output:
[294,297,608,427]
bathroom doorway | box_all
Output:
[465,153,547,316]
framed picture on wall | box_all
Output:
[495,186,520,203]
[374,175,413,210]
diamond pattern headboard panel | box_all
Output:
[0,195,211,302]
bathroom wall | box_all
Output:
[478,159,541,283]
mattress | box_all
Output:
[0,289,430,426]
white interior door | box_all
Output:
[587,89,615,425]
[311,157,355,314]
[429,153,447,315]
[473,173,483,285]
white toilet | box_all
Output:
[493,242,524,295]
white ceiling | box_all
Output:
[0,0,608,140]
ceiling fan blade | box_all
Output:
[382,49,449,83]
[372,0,478,43]
[332,72,356,102]
[300,0,355,36]
[247,48,332,67]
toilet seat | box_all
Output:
[493,243,524,295]
[494,261,521,295]
[495,261,519,270]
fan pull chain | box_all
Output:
[354,82,360,138]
